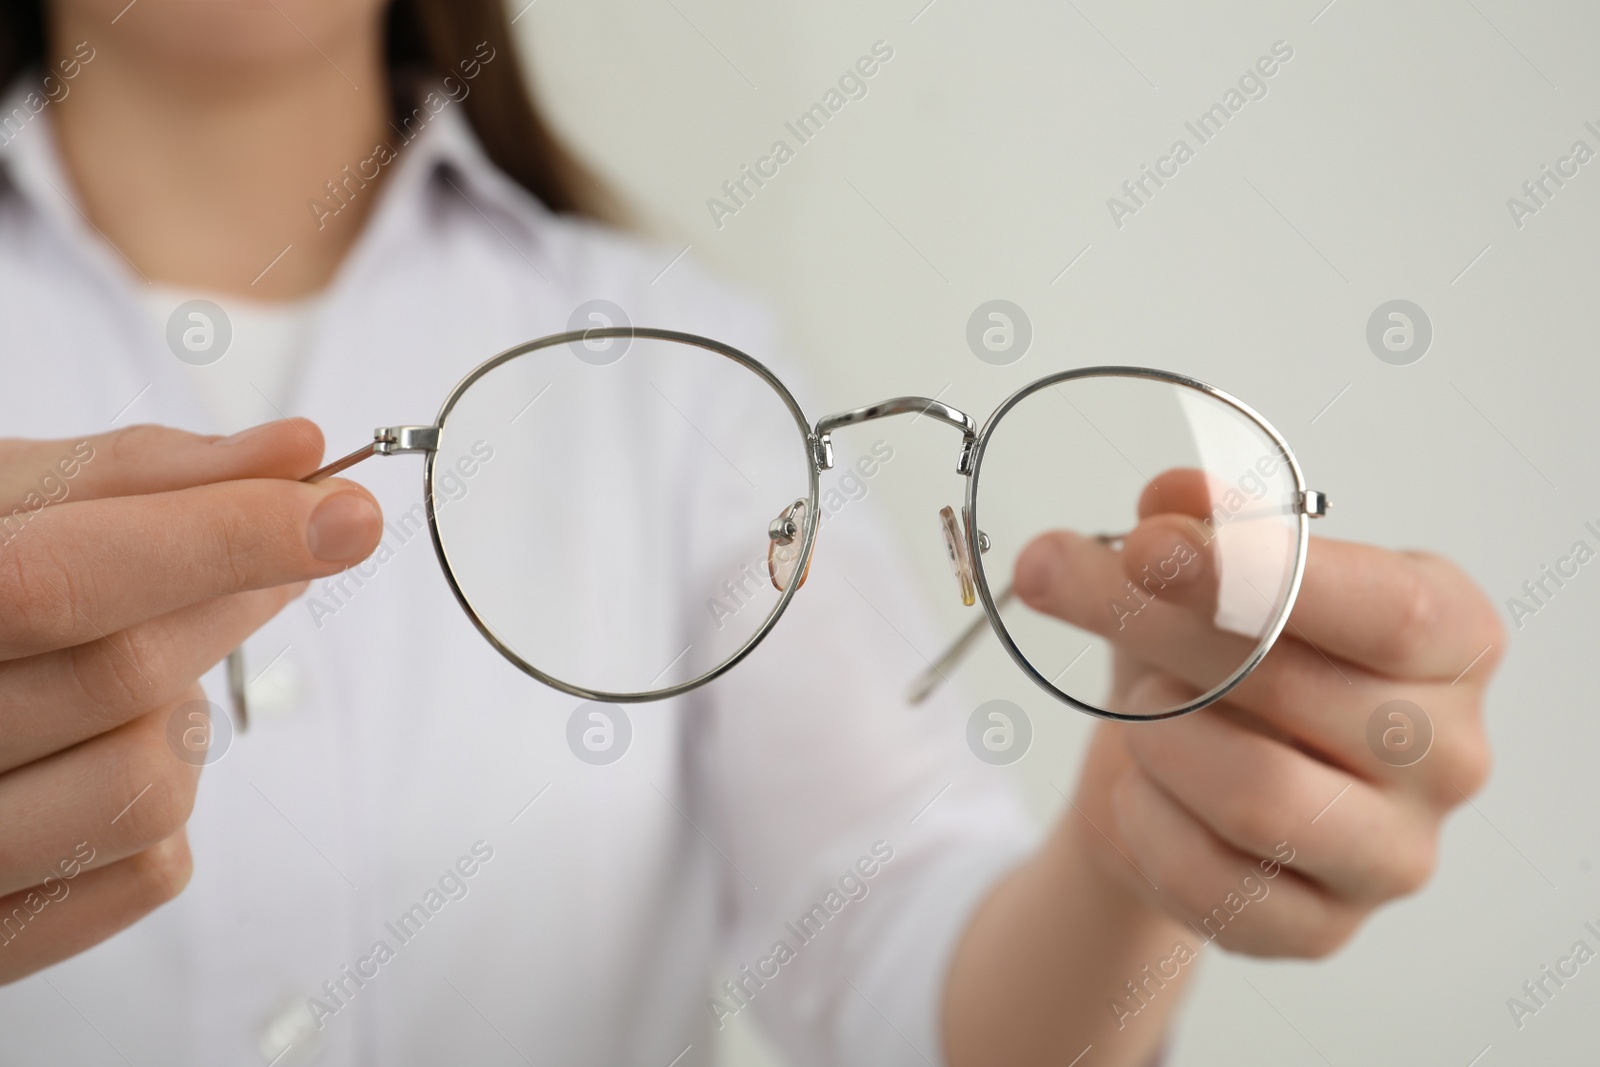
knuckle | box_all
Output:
[1466,597,1508,678]
[1217,754,1300,853]
[210,494,263,593]
[116,725,199,845]
[1239,896,1359,960]
[1402,551,1508,680]
[1431,724,1493,804]
[1295,913,1359,960]
[1229,798,1293,858]
[1456,734,1494,797]
[0,537,80,650]
[1239,645,1318,717]
[1484,608,1509,662]
[131,832,193,907]
[104,423,166,467]
[1383,562,1441,669]
[1391,835,1439,897]
[68,624,167,726]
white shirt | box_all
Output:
[0,78,1034,1066]
[133,283,325,432]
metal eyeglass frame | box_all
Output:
[226,326,1328,729]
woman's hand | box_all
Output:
[0,421,382,984]
[945,515,1499,1067]
[1028,528,1499,960]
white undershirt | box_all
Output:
[137,283,326,434]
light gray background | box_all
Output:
[515,1,1599,1063]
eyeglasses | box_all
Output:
[226,327,1326,727]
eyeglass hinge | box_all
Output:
[1299,489,1329,518]
[955,436,977,476]
[374,425,439,455]
[810,433,834,471]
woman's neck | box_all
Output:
[47,8,390,299]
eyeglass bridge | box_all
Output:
[812,397,978,474]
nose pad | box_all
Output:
[768,499,813,592]
[938,505,977,607]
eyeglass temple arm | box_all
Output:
[226,425,439,730]
[907,496,1330,705]
[813,398,978,474]
[908,585,1014,705]
[305,441,378,481]
[907,528,1126,705]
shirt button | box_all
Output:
[246,651,307,722]
[257,994,324,1064]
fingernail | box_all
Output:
[214,422,276,446]
[307,493,381,563]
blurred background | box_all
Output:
[513,0,1600,1063]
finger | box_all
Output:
[1109,611,1491,803]
[1016,529,1210,640]
[1131,476,1503,681]
[0,581,308,773]
[0,829,191,986]
[1015,530,1262,702]
[1288,539,1504,681]
[1120,513,1219,617]
[0,419,325,512]
[1016,527,1424,765]
[1111,763,1359,958]
[1019,527,1498,794]
[1121,676,1439,902]
[1228,636,1494,798]
[0,701,200,898]
[0,476,381,659]
[1135,468,1221,521]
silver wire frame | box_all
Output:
[962,367,1314,723]
[424,328,821,705]
[238,330,1319,720]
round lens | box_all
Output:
[428,331,816,700]
[970,372,1305,719]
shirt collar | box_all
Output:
[0,71,57,170]
[0,69,137,286]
